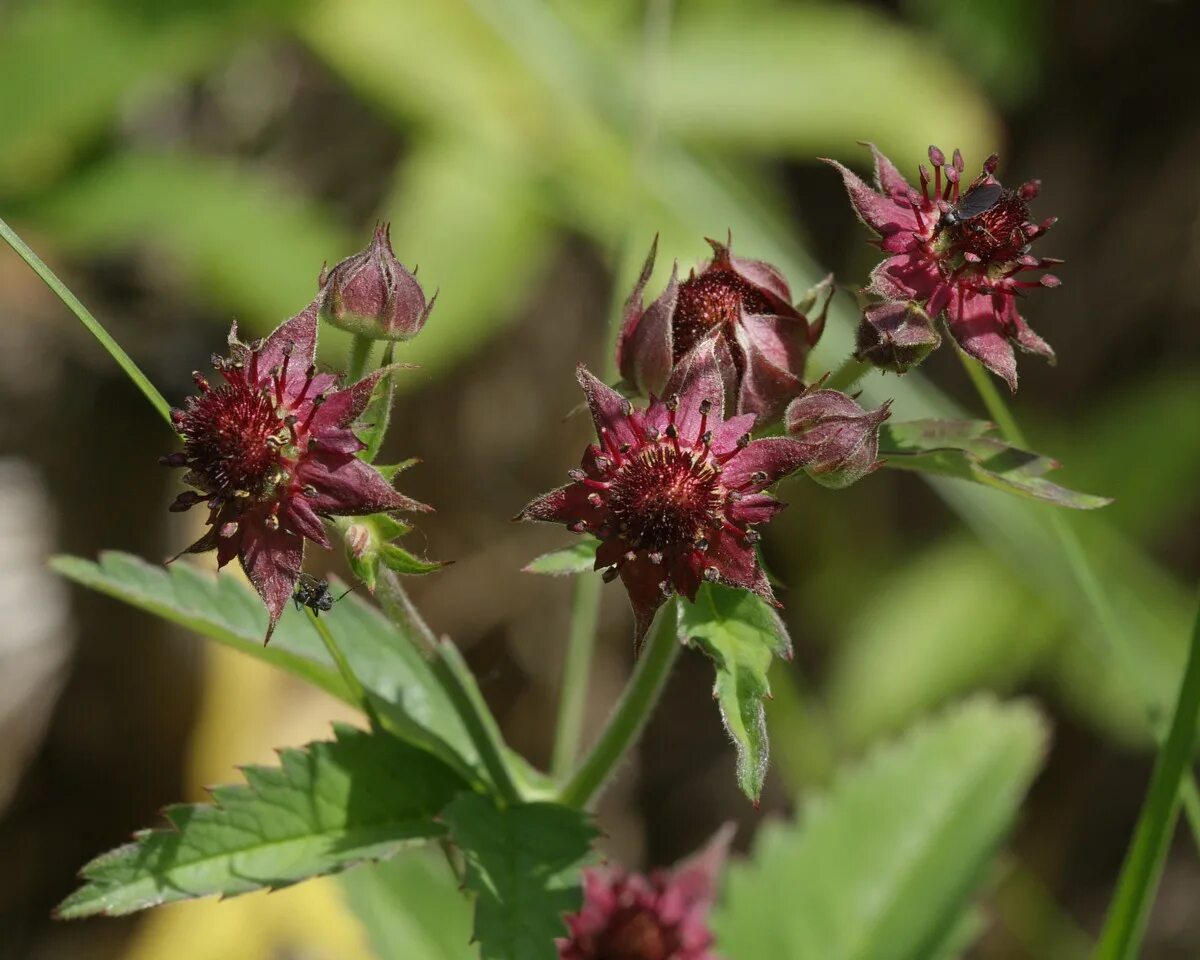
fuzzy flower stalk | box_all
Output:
[559,826,733,960]
[518,342,815,646]
[827,143,1061,390]
[617,235,830,424]
[163,297,428,641]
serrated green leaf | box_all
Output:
[523,537,600,576]
[879,419,1111,510]
[339,852,476,960]
[713,697,1048,960]
[678,584,792,803]
[51,552,477,776]
[56,725,467,918]
[443,793,598,960]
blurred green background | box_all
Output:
[0,0,1197,957]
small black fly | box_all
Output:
[293,573,352,616]
[934,181,1005,236]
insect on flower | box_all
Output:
[292,573,352,615]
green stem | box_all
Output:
[346,333,375,384]
[362,341,396,463]
[824,354,871,394]
[560,603,681,808]
[0,215,172,426]
[306,608,378,726]
[1094,595,1200,960]
[374,569,521,804]
[551,575,603,779]
[958,349,1200,844]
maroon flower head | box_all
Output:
[318,222,435,341]
[559,825,733,960]
[518,342,813,646]
[617,235,829,424]
[163,297,429,641]
[826,143,1061,391]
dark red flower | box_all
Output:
[559,825,733,960]
[826,143,1061,391]
[617,235,829,423]
[518,342,813,646]
[318,222,435,341]
[163,297,428,641]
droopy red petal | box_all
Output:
[949,292,1019,392]
[619,554,670,651]
[516,482,597,524]
[240,526,304,643]
[576,364,642,450]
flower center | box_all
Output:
[594,907,680,960]
[606,445,723,550]
[177,380,289,499]
[942,191,1031,265]
[672,270,773,361]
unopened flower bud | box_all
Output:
[854,301,941,374]
[318,223,434,341]
[785,389,891,489]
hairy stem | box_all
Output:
[375,569,521,804]
[1094,596,1200,960]
[0,216,173,426]
[346,333,375,384]
[306,608,378,727]
[551,575,603,779]
[824,355,871,394]
[560,603,681,808]
[959,349,1200,843]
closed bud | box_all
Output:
[318,222,434,341]
[854,301,941,374]
[785,388,891,489]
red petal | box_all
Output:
[576,365,642,450]
[948,292,1018,392]
[616,238,677,398]
[663,340,726,439]
[869,254,941,302]
[284,496,331,548]
[864,141,912,196]
[619,554,670,651]
[822,158,919,237]
[259,295,320,381]
[702,527,775,603]
[239,526,304,644]
[728,492,785,525]
[733,314,807,421]
[721,436,814,489]
[298,455,431,516]
[515,482,595,524]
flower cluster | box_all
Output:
[559,827,731,960]
[163,297,427,641]
[617,235,830,423]
[519,343,816,646]
[828,143,1061,390]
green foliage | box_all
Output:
[879,419,1111,509]
[826,538,1056,748]
[52,552,479,775]
[713,697,1048,960]
[338,513,443,594]
[443,793,599,960]
[678,584,792,803]
[523,537,600,576]
[56,725,466,918]
[340,852,476,960]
